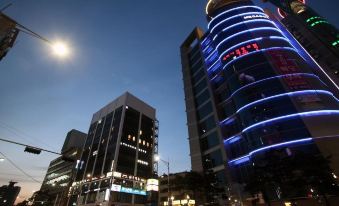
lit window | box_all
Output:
[133,136,136,141]
[143,140,145,145]
[128,135,131,140]
[139,139,141,144]
[140,130,143,135]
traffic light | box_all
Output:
[24,146,41,154]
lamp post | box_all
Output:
[0,10,71,60]
[155,155,171,206]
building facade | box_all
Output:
[158,172,197,206]
[181,0,339,203]
[265,0,339,95]
[69,92,158,206]
[0,181,21,206]
[32,129,86,206]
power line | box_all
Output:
[0,151,41,183]
[0,121,59,151]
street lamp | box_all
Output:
[52,41,70,57]
[0,157,5,162]
[154,155,171,206]
[0,11,71,60]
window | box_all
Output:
[200,131,220,151]
[193,80,208,96]
[192,69,205,85]
[197,102,213,120]
[203,149,224,169]
[195,89,210,108]
[199,116,216,135]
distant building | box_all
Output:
[69,92,159,206]
[31,129,86,206]
[158,172,198,206]
[0,181,21,206]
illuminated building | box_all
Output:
[70,92,158,206]
[181,0,339,203]
[264,0,339,96]
[158,172,197,206]
[0,181,20,206]
[32,129,86,206]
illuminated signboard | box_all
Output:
[267,50,300,74]
[113,171,122,178]
[146,179,159,191]
[222,43,260,64]
[111,184,121,192]
[111,184,146,196]
[121,187,146,196]
[243,14,268,20]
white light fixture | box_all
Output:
[51,41,70,58]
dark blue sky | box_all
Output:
[0,0,338,201]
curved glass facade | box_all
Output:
[201,0,339,177]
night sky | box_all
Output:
[0,0,338,203]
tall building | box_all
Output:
[69,92,158,206]
[0,181,21,206]
[264,0,339,95]
[181,0,339,204]
[32,129,86,206]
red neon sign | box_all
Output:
[222,43,260,63]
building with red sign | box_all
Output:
[181,0,339,204]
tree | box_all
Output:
[244,148,339,206]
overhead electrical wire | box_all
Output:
[0,151,41,183]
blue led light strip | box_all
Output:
[215,27,285,52]
[210,12,268,34]
[213,19,276,41]
[243,110,339,133]
[207,29,286,64]
[201,37,211,47]
[208,5,264,29]
[217,73,320,118]
[236,90,336,114]
[205,50,218,63]
[228,138,313,165]
[224,135,241,144]
[209,60,222,73]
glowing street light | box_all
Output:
[51,41,70,58]
[1,11,71,60]
[0,157,5,162]
[155,155,171,205]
